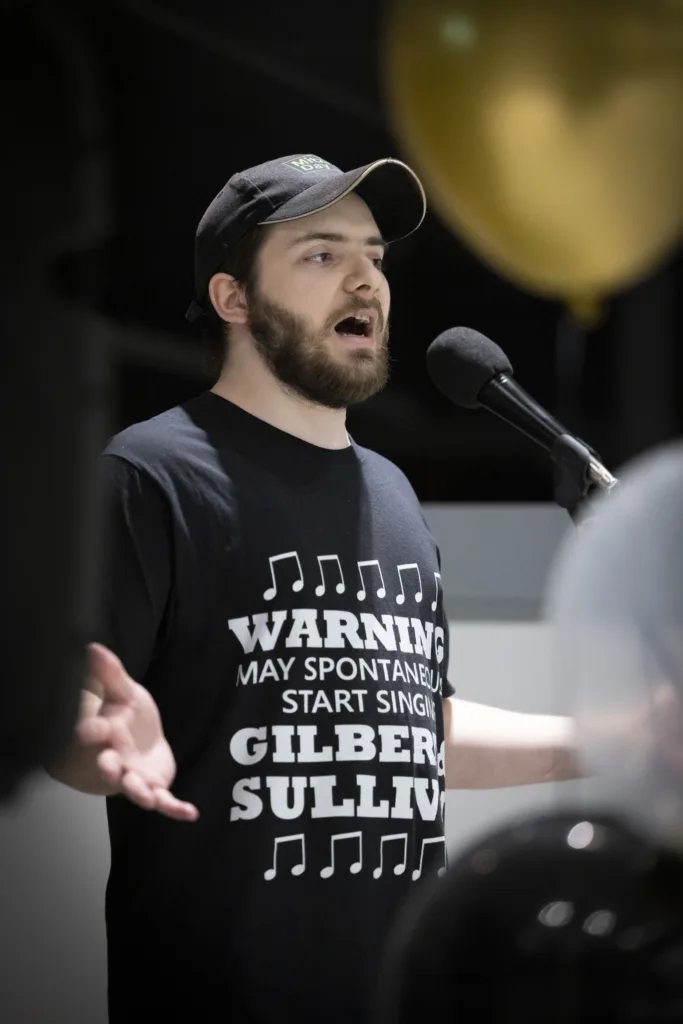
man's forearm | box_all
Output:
[46,744,118,796]
[443,697,581,789]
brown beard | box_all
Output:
[245,285,390,409]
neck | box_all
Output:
[211,334,350,451]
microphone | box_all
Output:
[426,327,618,494]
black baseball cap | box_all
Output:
[185,153,427,324]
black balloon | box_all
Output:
[375,811,683,1023]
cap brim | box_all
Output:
[258,158,427,243]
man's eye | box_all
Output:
[372,257,385,270]
[307,252,333,263]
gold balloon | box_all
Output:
[384,0,683,320]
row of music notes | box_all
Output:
[263,831,446,881]
[263,551,442,610]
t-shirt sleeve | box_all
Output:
[435,541,456,699]
[441,623,456,700]
[91,454,174,685]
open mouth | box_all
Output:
[334,314,374,339]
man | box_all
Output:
[49,154,577,1023]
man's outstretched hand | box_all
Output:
[69,643,199,822]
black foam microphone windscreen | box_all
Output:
[426,327,512,408]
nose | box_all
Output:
[343,254,383,296]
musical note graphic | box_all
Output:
[264,834,306,881]
[320,831,363,879]
[396,563,423,604]
[263,551,305,601]
[356,560,386,601]
[412,836,447,880]
[431,572,442,612]
[373,834,408,879]
[315,554,345,597]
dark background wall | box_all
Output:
[8,0,683,504]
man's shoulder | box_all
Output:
[356,443,419,500]
[102,394,209,473]
[103,406,186,463]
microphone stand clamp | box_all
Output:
[551,434,616,526]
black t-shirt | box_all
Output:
[96,391,455,1024]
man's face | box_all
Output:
[245,193,391,409]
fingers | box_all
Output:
[90,720,135,786]
[86,704,198,821]
[153,789,200,822]
[96,745,199,821]
[76,716,113,747]
[119,771,200,821]
[97,747,124,786]
[87,643,135,704]
[106,718,137,762]
[120,769,158,810]
[96,722,149,792]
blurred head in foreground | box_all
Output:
[547,441,683,851]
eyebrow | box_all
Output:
[287,231,387,250]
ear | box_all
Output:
[208,272,249,325]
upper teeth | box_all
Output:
[355,315,370,323]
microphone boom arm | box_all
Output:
[482,376,618,525]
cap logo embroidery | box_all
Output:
[285,155,334,174]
